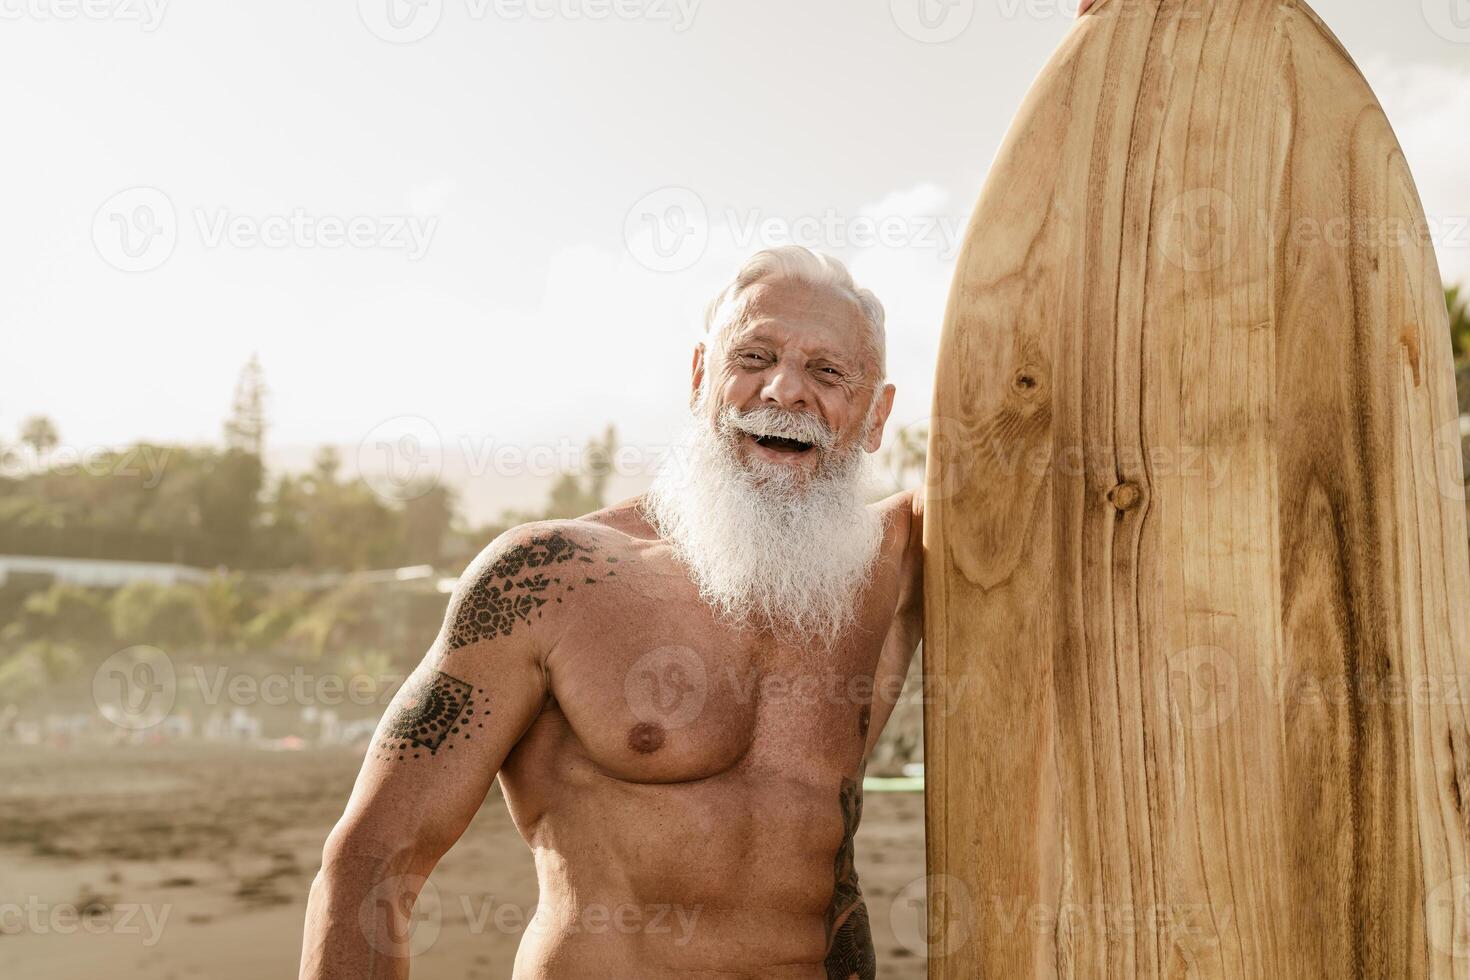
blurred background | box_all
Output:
[1,1,1466,977]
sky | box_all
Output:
[3,0,1468,517]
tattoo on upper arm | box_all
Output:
[447,531,618,650]
[824,776,876,980]
[376,670,488,762]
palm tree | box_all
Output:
[1451,288,1470,417]
[1449,287,1470,364]
[18,415,59,459]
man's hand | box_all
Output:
[1078,0,1098,13]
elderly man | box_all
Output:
[301,244,923,980]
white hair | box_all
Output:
[643,405,886,645]
[704,246,888,379]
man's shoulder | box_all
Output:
[444,518,634,654]
[465,517,637,585]
[870,489,923,545]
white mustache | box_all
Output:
[720,406,836,450]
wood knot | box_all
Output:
[1012,370,1041,394]
[1107,482,1143,511]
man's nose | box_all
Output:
[760,363,809,410]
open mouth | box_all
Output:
[752,434,815,455]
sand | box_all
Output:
[0,745,927,979]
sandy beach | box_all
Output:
[0,745,927,979]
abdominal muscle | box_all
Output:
[499,723,850,980]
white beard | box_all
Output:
[642,405,887,645]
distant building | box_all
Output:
[0,555,210,589]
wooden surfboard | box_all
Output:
[922,0,1470,977]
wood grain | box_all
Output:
[922,1,1470,977]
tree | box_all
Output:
[542,426,618,520]
[1450,287,1470,418]
[4,583,113,651]
[110,580,207,651]
[19,415,59,459]
[223,354,269,456]
[401,482,454,567]
[311,446,342,489]
[1448,287,1469,361]
[197,449,264,567]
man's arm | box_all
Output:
[299,523,590,979]
[865,490,924,757]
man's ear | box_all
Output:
[863,383,897,454]
[690,343,707,411]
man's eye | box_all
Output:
[819,367,841,377]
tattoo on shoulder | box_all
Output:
[375,670,487,762]
[825,776,875,980]
[447,530,619,650]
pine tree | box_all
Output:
[224,353,269,457]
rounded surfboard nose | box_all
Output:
[923,1,1470,977]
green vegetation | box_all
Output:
[2,284,1466,713]
[0,357,622,709]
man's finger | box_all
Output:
[1078,0,1096,14]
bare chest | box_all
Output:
[534,558,896,785]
